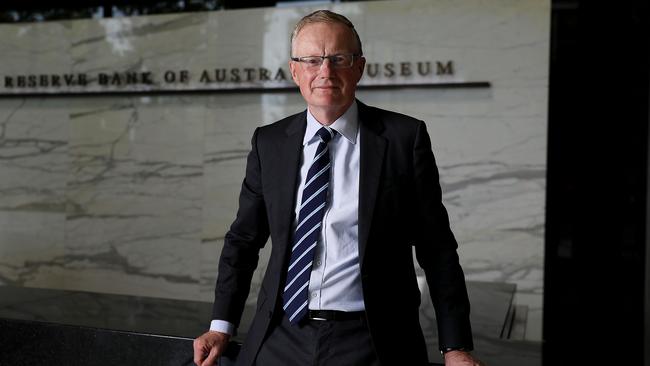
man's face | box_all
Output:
[289,22,365,113]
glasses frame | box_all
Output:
[290,53,361,69]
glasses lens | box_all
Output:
[297,55,355,68]
[302,56,322,67]
[330,55,346,67]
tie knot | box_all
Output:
[316,127,336,144]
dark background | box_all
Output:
[1,1,648,365]
[545,0,649,365]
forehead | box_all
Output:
[293,22,357,54]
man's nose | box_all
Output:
[319,58,335,76]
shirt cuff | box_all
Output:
[209,319,236,335]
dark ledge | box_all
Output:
[0,282,539,366]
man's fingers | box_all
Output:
[193,338,208,366]
[201,346,220,366]
[193,331,230,366]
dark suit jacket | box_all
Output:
[212,100,473,366]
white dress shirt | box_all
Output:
[300,102,364,312]
[211,102,363,334]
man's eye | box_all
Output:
[304,58,321,65]
[330,56,345,64]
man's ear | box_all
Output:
[355,56,366,83]
[289,61,300,85]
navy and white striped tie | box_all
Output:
[282,127,336,325]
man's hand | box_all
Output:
[193,331,231,366]
[444,350,486,366]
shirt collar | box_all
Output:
[304,101,358,146]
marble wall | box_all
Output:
[0,0,549,340]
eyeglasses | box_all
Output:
[290,54,360,69]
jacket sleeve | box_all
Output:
[411,120,474,350]
[211,127,270,328]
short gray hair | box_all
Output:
[291,10,363,56]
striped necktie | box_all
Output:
[282,126,336,325]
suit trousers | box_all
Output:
[252,312,381,366]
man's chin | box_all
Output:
[309,92,347,104]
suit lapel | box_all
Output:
[273,112,307,264]
[357,102,386,271]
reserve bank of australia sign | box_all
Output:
[0,60,477,95]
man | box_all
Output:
[194,10,483,366]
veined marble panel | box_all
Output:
[0,99,68,212]
[0,211,65,287]
[0,22,71,75]
[202,94,261,301]
[62,96,203,299]
[0,98,68,288]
